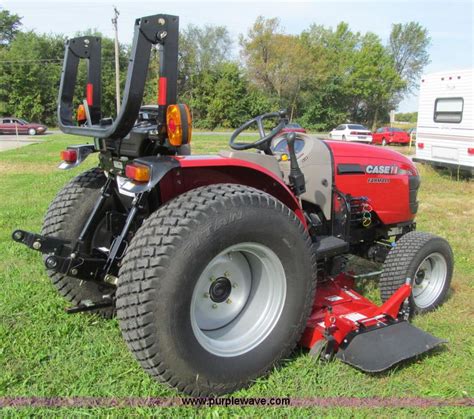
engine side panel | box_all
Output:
[326,141,418,226]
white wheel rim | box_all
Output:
[412,252,448,308]
[190,242,287,357]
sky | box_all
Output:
[2,0,473,112]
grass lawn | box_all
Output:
[0,134,473,417]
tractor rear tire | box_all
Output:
[116,184,317,396]
[379,231,453,314]
[41,168,116,318]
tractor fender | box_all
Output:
[115,156,180,196]
[120,155,306,227]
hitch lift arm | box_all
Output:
[12,177,147,284]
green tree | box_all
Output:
[183,63,257,129]
[299,22,359,129]
[346,32,405,129]
[239,17,281,94]
[0,29,128,125]
[299,23,405,130]
[388,22,430,92]
[0,31,65,124]
[178,24,232,102]
[0,8,22,46]
[240,17,323,118]
[396,112,417,123]
[181,24,232,73]
[206,63,249,128]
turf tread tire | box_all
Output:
[116,184,317,396]
[41,168,115,318]
[379,231,453,314]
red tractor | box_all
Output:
[13,15,453,396]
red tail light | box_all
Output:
[417,143,424,150]
[468,148,474,155]
[60,150,77,163]
[350,131,356,135]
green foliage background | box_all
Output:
[0,9,429,130]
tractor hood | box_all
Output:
[324,140,419,225]
[324,140,416,173]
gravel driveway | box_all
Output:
[0,133,50,152]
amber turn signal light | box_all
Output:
[166,104,192,147]
[76,104,86,123]
[125,163,151,183]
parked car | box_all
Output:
[372,127,410,146]
[0,118,47,135]
[328,124,372,142]
[280,122,307,134]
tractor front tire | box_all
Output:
[379,231,453,314]
[116,184,317,396]
[41,168,116,318]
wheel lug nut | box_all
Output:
[232,282,237,288]
[226,299,232,304]
[224,271,230,278]
[209,276,215,282]
[203,292,210,298]
[212,304,218,309]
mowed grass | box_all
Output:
[0,134,473,417]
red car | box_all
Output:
[372,127,410,146]
[280,122,307,134]
[0,117,47,135]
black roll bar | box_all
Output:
[57,14,179,140]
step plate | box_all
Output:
[336,321,446,373]
[312,236,349,259]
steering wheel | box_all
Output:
[229,110,288,153]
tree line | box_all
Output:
[0,8,429,130]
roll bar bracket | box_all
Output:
[57,14,179,141]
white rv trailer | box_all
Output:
[414,69,474,175]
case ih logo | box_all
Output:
[365,165,399,175]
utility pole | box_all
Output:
[112,6,121,114]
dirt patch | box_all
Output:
[0,161,56,175]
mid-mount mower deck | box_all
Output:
[12,14,453,396]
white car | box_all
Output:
[328,124,372,142]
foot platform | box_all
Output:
[336,321,446,372]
